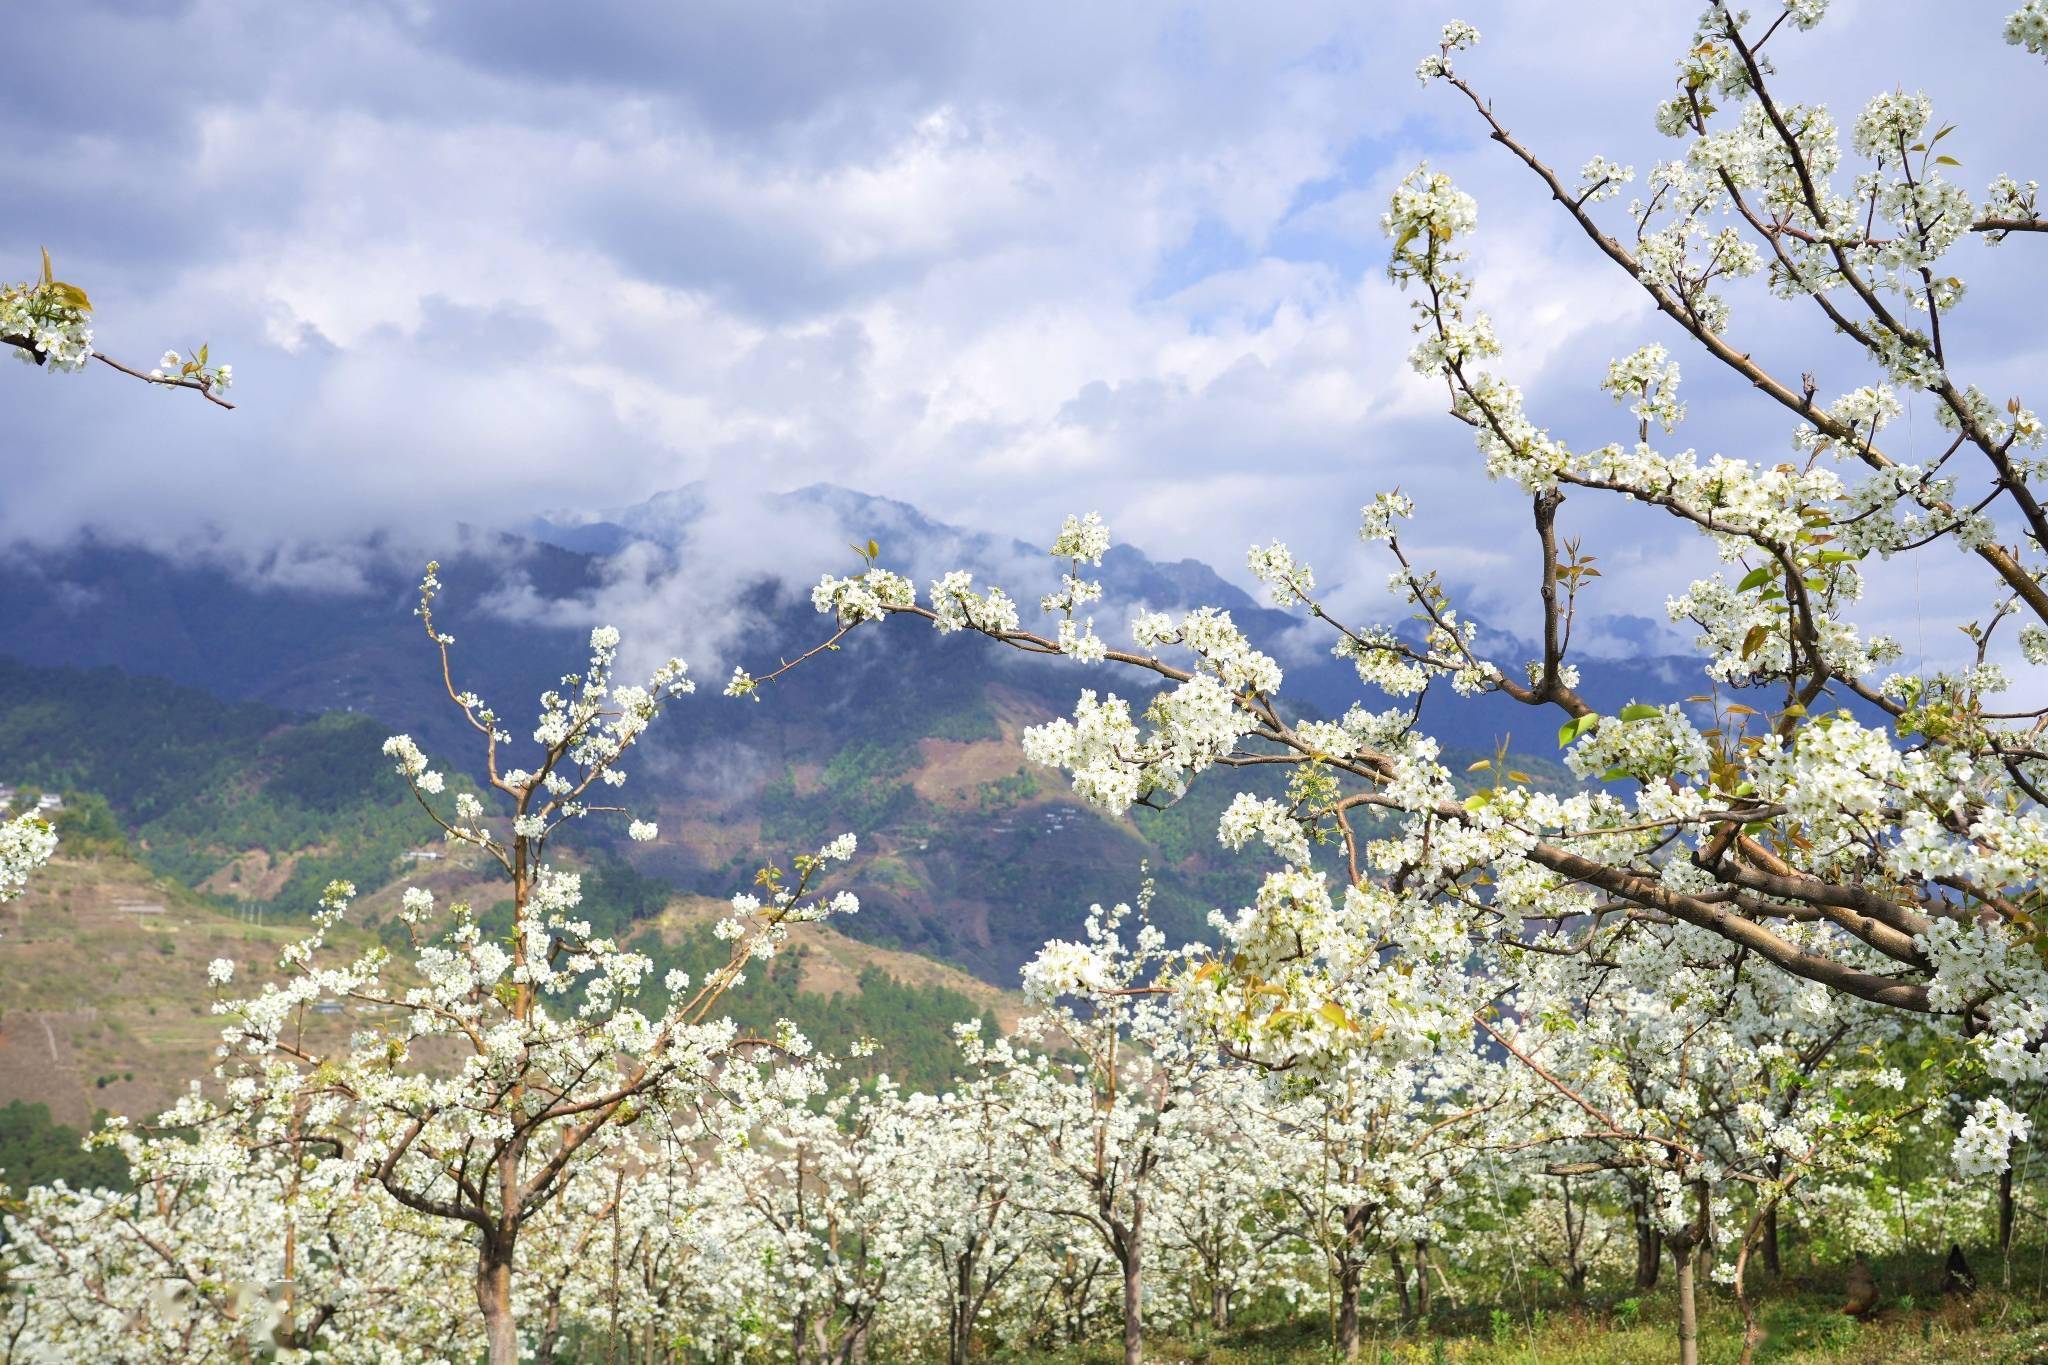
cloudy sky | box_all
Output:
[6,0,2045,663]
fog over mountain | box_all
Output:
[0,484,1712,981]
[1,482,1704,740]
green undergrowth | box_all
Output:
[998,1250,2048,1364]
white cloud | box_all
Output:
[2,0,2043,683]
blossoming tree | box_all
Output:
[177,567,858,1363]
[763,0,2048,1180]
[1008,891,1218,1365]
[717,7,2048,1355]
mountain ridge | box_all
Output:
[0,485,1693,985]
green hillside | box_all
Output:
[0,658,438,913]
[0,657,1572,989]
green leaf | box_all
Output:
[1618,703,1661,722]
[1556,714,1600,747]
[1600,766,1631,783]
[1736,564,1773,593]
[1815,549,1861,564]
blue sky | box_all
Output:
[5,0,2045,668]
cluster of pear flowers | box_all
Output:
[0,812,57,906]
[0,275,92,370]
[147,347,231,393]
[2010,0,2048,57]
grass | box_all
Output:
[997,1251,2048,1363]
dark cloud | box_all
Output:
[0,0,2042,684]
[403,0,970,141]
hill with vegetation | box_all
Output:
[0,603,1576,993]
[0,840,1020,1175]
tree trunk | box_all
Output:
[1114,1193,1145,1365]
[948,1252,974,1365]
[1762,1206,1780,1279]
[2001,1164,2016,1288]
[477,1251,519,1365]
[1414,1240,1432,1318]
[1337,1262,1362,1362]
[1635,1206,1664,1290]
[1210,1276,1229,1331]
[1390,1245,1411,1321]
[1671,1237,1700,1365]
[1121,1247,1143,1365]
[841,1313,871,1365]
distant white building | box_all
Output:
[0,787,61,815]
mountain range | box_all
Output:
[0,485,1700,986]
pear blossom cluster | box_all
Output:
[0,274,92,371]
[2008,1,2048,58]
[147,346,232,393]
[0,811,57,904]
